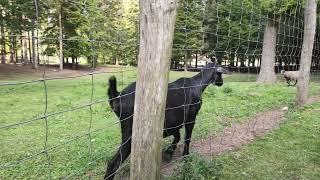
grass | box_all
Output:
[171,154,223,180]
[216,102,320,179]
[0,67,319,179]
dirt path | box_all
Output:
[161,95,320,176]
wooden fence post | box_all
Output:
[130,0,178,179]
[296,0,317,105]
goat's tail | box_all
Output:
[108,76,119,100]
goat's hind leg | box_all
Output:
[287,80,291,86]
[164,131,180,156]
[183,123,195,156]
[104,138,131,180]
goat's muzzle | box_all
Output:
[214,81,223,86]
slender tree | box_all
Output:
[0,7,6,64]
[9,33,15,64]
[31,19,37,69]
[59,5,63,70]
[28,31,32,63]
[23,31,28,65]
[296,0,317,105]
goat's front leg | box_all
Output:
[183,123,195,156]
[104,138,131,180]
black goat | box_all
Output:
[105,62,225,179]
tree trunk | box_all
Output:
[229,53,235,66]
[258,58,261,67]
[23,31,29,65]
[9,33,15,64]
[36,29,39,65]
[240,58,245,67]
[115,55,119,65]
[184,60,188,72]
[31,22,38,69]
[195,52,198,68]
[296,0,317,105]
[250,58,254,67]
[28,31,32,63]
[14,40,18,64]
[0,9,6,64]
[257,19,277,83]
[235,55,239,67]
[130,0,178,179]
[72,56,75,70]
[184,50,190,72]
[59,8,63,70]
[20,31,24,63]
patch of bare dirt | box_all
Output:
[0,63,125,81]
[162,95,320,176]
[307,94,320,104]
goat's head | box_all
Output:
[214,66,226,86]
[202,60,227,87]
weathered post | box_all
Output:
[296,0,317,105]
[130,0,178,179]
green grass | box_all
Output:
[217,102,320,179]
[0,68,319,179]
[171,154,223,180]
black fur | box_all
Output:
[104,63,224,179]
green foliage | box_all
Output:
[218,102,320,179]
[171,154,223,180]
[0,0,314,67]
[1,0,139,65]
[203,0,264,65]
[260,0,303,15]
[172,0,205,67]
[222,86,233,94]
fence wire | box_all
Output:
[0,0,320,179]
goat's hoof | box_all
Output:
[164,147,174,154]
[162,151,173,162]
[182,152,189,157]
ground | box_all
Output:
[0,64,319,179]
[162,95,320,178]
[0,64,120,81]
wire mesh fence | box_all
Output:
[0,0,320,179]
